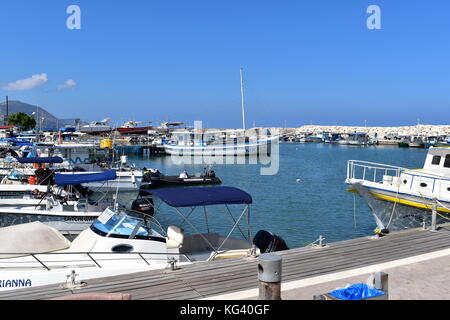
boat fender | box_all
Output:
[374,228,390,236]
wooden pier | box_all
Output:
[2,225,450,300]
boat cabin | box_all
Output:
[423,147,450,176]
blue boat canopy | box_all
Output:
[55,170,117,186]
[16,157,64,164]
[142,186,253,207]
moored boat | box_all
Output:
[346,147,450,233]
[0,186,288,292]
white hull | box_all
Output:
[347,148,450,231]
[164,137,276,156]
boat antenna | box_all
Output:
[240,68,246,131]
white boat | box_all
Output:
[339,133,370,146]
[164,130,277,156]
[80,119,112,134]
[346,147,450,233]
[164,69,278,157]
[0,170,118,234]
[0,186,290,292]
[1,152,143,193]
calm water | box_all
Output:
[126,143,428,249]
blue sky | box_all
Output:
[0,0,449,128]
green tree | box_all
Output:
[7,112,37,130]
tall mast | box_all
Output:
[240,68,246,131]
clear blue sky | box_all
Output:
[0,0,449,128]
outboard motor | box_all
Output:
[131,198,155,217]
[253,230,289,253]
[35,168,55,186]
[142,171,161,184]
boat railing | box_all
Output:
[347,160,408,183]
[0,251,192,271]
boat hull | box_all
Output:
[117,127,153,134]
[348,180,450,231]
[163,138,276,156]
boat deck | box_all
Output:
[2,224,450,300]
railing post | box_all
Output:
[258,254,282,300]
[431,198,438,232]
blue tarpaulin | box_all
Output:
[55,170,117,186]
[16,157,64,164]
[328,284,386,300]
[142,186,253,207]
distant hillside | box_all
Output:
[0,100,77,129]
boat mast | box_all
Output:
[240,68,246,131]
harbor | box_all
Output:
[2,0,450,307]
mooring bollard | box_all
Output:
[258,254,282,300]
[372,272,389,294]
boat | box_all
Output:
[163,129,278,156]
[163,69,279,157]
[338,133,370,146]
[0,170,118,234]
[0,186,288,292]
[1,146,144,192]
[346,147,450,233]
[398,135,425,148]
[323,132,341,144]
[116,121,153,135]
[80,119,112,134]
[140,167,222,189]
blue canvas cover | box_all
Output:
[55,170,117,186]
[143,186,253,207]
[329,284,386,300]
[16,157,64,164]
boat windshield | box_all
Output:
[91,208,157,239]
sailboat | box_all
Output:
[163,69,278,156]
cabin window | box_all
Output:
[432,156,441,165]
[112,244,134,253]
[420,183,428,188]
[445,155,450,168]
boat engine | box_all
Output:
[253,230,289,253]
[131,198,155,217]
[35,168,55,186]
[142,170,161,184]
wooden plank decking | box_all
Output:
[2,225,450,300]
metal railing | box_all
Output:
[0,251,192,271]
[347,160,408,183]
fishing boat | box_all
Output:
[140,167,222,189]
[398,135,425,148]
[338,133,370,146]
[0,186,288,292]
[323,132,341,144]
[163,69,278,157]
[346,147,450,233]
[163,129,277,156]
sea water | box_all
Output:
[125,143,428,249]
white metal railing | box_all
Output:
[0,251,192,271]
[347,160,408,183]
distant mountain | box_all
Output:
[0,100,78,129]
